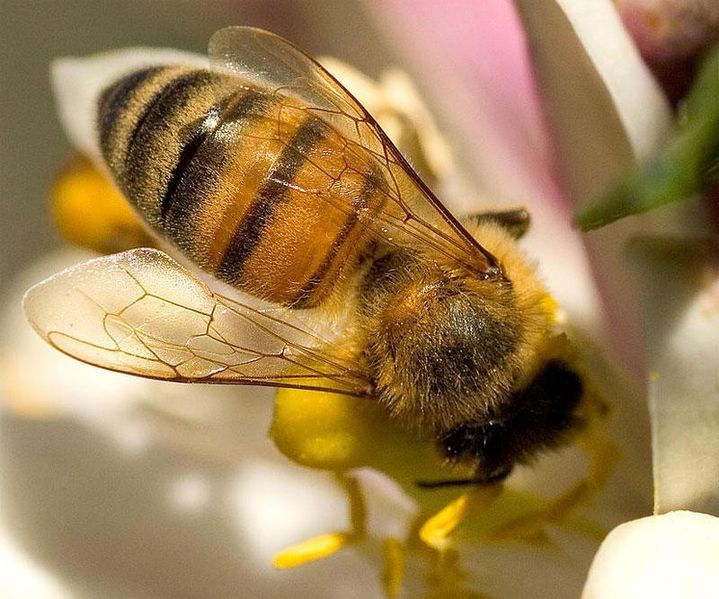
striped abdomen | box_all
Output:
[98,66,385,307]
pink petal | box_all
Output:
[366,0,616,368]
[368,0,566,211]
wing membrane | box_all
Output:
[23,248,371,395]
[208,26,500,275]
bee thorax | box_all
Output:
[360,251,525,434]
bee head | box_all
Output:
[438,359,585,483]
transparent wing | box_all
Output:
[209,26,501,276]
[23,248,371,395]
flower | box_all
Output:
[3,0,719,597]
[583,511,719,598]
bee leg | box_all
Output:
[418,482,504,550]
[407,517,490,599]
[487,424,619,543]
[463,208,531,239]
[272,473,367,569]
[272,473,411,596]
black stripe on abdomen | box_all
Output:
[216,116,329,285]
[124,70,206,165]
[122,70,224,216]
[291,171,381,306]
[160,89,267,222]
[98,66,165,170]
[160,103,223,220]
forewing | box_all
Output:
[23,248,370,395]
[208,26,500,275]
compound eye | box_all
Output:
[439,422,514,483]
[440,424,483,461]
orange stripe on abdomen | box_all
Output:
[290,171,385,307]
[217,111,385,307]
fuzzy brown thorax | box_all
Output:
[359,222,554,437]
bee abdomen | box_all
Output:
[99,66,242,223]
[98,66,386,308]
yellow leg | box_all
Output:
[273,473,409,597]
[487,425,619,543]
[273,473,367,569]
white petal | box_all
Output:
[1,251,376,597]
[582,511,719,598]
[514,0,676,375]
[629,238,719,515]
[0,531,70,599]
[52,48,207,162]
[514,0,672,203]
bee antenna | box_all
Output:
[416,467,511,489]
[415,477,484,489]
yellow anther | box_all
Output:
[420,493,472,549]
[420,485,501,549]
[272,532,353,569]
[52,155,150,253]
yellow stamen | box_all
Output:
[420,485,501,549]
[272,532,353,569]
[342,475,367,536]
[381,538,405,598]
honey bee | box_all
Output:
[25,27,593,487]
